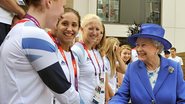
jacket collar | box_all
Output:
[153,56,171,95]
[136,56,170,99]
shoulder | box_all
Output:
[71,42,84,51]
[11,20,47,39]
[104,56,111,70]
[71,42,86,62]
[165,57,179,66]
[177,56,183,60]
[22,29,55,49]
[104,56,109,64]
[23,22,47,37]
[128,60,141,68]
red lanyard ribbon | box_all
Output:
[48,32,78,91]
[80,42,100,76]
[58,46,78,91]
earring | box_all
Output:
[155,51,158,55]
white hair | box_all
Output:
[152,40,164,54]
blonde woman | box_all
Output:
[102,37,125,103]
[117,45,132,87]
[71,14,104,104]
[92,23,106,103]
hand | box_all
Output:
[115,46,121,58]
[17,7,26,19]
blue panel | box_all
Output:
[26,54,42,62]
[24,21,37,27]
[22,38,56,52]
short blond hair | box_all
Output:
[81,14,102,28]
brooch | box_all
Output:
[168,66,174,73]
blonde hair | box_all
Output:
[81,14,102,28]
[79,14,102,41]
[95,23,106,57]
[120,45,131,53]
[103,37,120,78]
[120,45,132,64]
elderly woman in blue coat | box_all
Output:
[109,23,185,104]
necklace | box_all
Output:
[147,67,160,89]
[147,66,159,73]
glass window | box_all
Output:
[97,0,161,25]
[97,0,120,23]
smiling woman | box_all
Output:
[48,7,82,104]
[109,23,185,104]
[71,14,104,104]
[0,0,82,104]
[54,7,81,50]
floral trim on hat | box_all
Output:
[127,23,141,36]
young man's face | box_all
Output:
[170,49,176,57]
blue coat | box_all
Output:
[109,56,185,104]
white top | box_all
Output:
[169,56,183,65]
[58,50,80,88]
[71,42,100,104]
[0,20,80,104]
[54,50,80,104]
[0,7,14,24]
[147,67,160,89]
[93,49,104,75]
[104,56,117,94]
[93,49,105,104]
[131,49,138,62]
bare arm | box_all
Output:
[115,46,126,74]
[0,0,25,18]
[105,73,115,103]
[117,72,123,88]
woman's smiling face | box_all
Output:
[56,12,79,44]
[81,19,102,45]
[135,38,158,62]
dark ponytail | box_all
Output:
[24,0,41,7]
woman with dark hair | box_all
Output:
[0,0,81,104]
[48,7,82,103]
[49,7,81,91]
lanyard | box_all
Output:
[92,50,102,76]
[80,42,100,76]
[16,14,40,28]
[102,57,105,72]
[48,32,78,91]
[25,14,40,27]
[71,52,78,91]
[58,46,78,91]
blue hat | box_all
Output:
[128,23,172,50]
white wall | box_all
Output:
[73,0,89,18]
[73,0,185,52]
[162,0,185,52]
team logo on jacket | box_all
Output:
[87,57,90,61]
[61,60,66,65]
